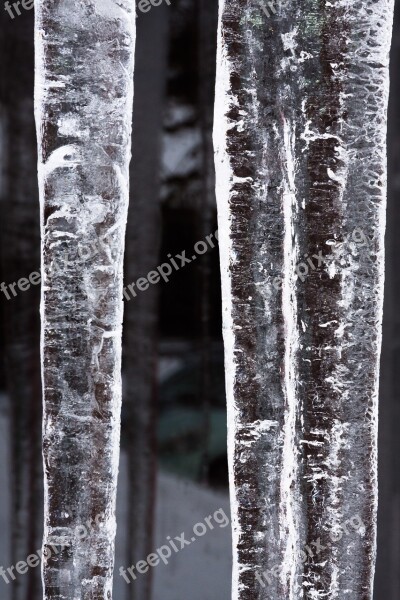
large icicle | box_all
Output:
[34,1,135,597]
[214,1,394,599]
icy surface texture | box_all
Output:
[214,1,394,599]
[34,1,135,598]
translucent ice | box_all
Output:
[34,1,136,597]
[214,1,394,598]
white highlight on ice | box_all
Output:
[213,2,241,599]
[280,117,300,599]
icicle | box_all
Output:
[214,1,394,599]
[34,1,136,597]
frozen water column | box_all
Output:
[34,1,135,597]
[214,1,394,600]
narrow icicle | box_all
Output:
[214,1,394,599]
[34,1,135,597]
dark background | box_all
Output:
[0,1,399,599]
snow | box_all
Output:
[114,458,231,600]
